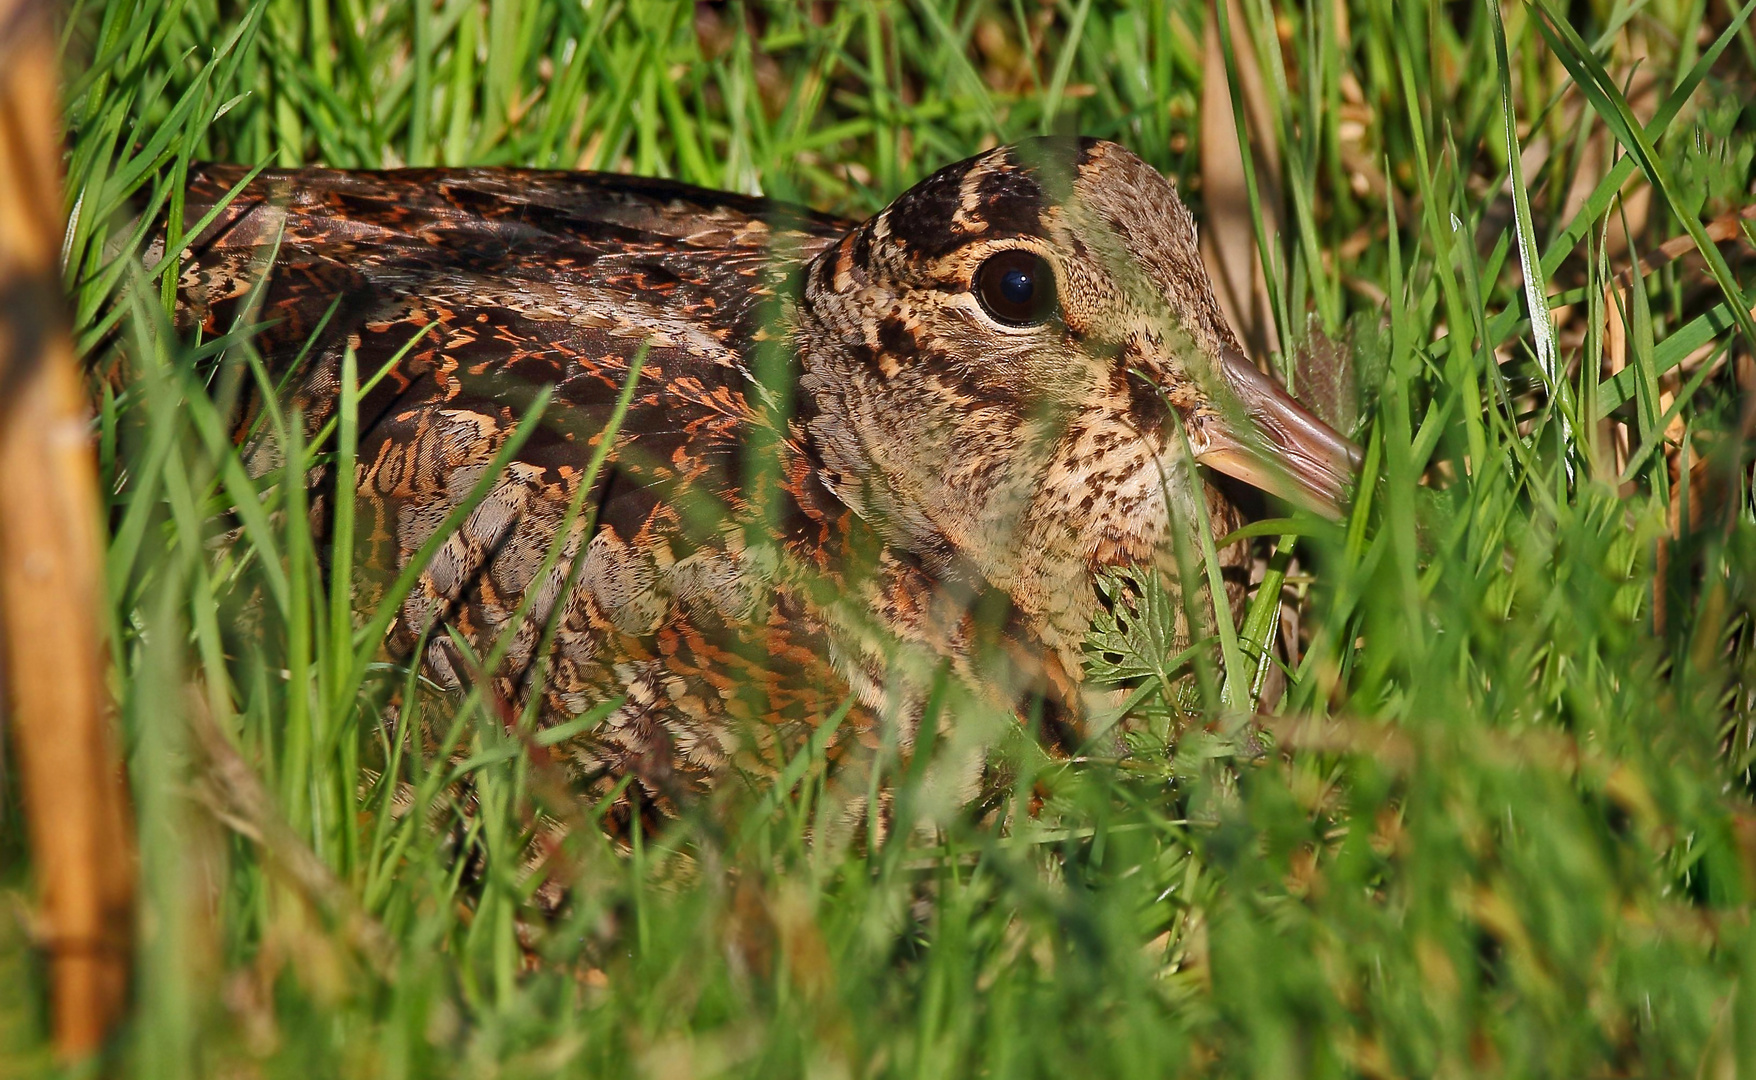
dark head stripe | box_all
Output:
[968,165,1046,239]
[879,138,1105,262]
[879,157,977,258]
[848,222,873,274]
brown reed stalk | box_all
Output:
[0,0,135,1058]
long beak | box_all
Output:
[1187,348,1362,519]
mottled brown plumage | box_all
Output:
[172,137,1356,814]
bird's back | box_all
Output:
[175,165,876,811]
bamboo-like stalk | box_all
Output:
[1199,0,1283,363]
[0,0,135,1058]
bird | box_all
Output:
[171,136,1358,821]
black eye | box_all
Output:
[973,250,1058,327]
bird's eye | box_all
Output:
[973,250,1058,327]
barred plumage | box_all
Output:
[173,137,1357,816]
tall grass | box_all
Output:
[5,0,1756,1075]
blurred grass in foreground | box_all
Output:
[5,0,1756,1075]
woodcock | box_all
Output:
[172,137,1359,815]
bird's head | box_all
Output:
[794,137,1359,645]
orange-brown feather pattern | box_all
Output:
[173,139,1276,815]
